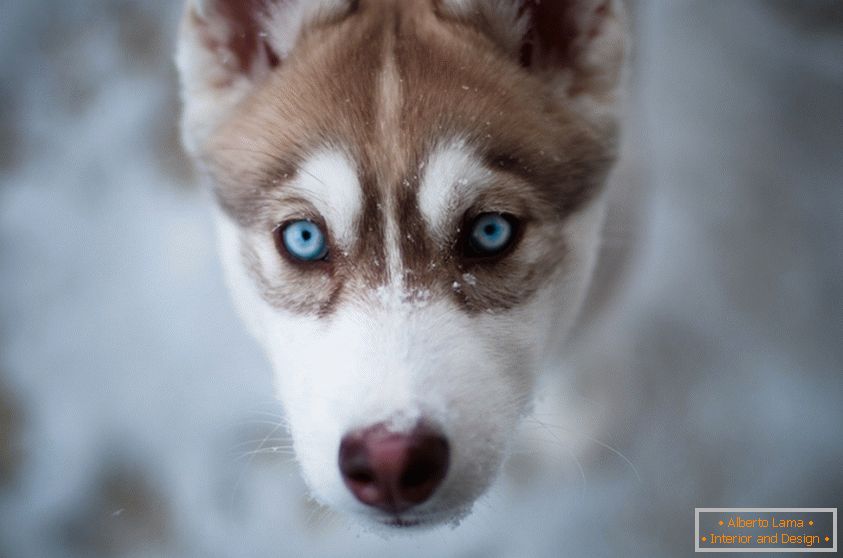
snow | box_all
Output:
[1,1,842,557]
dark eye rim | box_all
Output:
[458,212,523,262]
[273,217,332,267]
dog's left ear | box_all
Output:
[176,0,350,154]
[438,0,627,111]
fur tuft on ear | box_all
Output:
[176,0,350,155]
[439,0,627,106]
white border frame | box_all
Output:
[695,508,837,553]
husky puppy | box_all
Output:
[177,0,626,528]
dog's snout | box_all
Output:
[338,423,449,514]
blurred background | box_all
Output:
[1,1,841,556]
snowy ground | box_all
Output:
[1,1,842,557]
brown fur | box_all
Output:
[198,0,617,316]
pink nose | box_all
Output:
[338,423,450,514]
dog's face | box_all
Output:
[178,0,625,528]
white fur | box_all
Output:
[289,149,362,250]
[418,141,492,240]
[215,210,273,347]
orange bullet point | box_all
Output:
[809,520,814,526]
[701,537,707,542]
[826,537,831,542]
[719,520,724,526]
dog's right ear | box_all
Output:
[437,0,627,130]
[176,0,349,155]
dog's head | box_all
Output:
[177,0,625,528]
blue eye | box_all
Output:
[279,220,328,262]
[467,213,516,257]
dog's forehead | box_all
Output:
[206,1,606,219]
[206,2,611,316]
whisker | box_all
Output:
[233,443,296,454]
[239,409,289,422]
[228,437,293,451]
[235,419,293,429]
[525,417,588,497]
[230,418,290,505]
[234,448,297,461]
[526,416,642,483]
